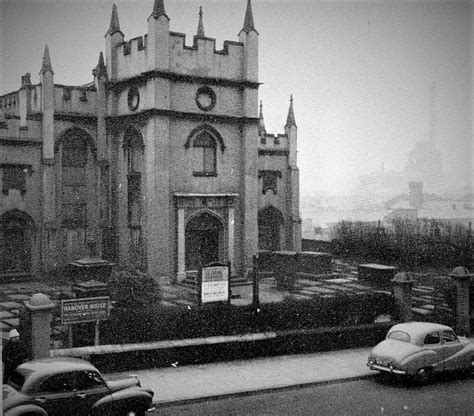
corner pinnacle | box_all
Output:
[40,45,54,75]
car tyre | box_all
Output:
[414,367,431,385]
[125,410,145,416]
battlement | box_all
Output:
[0,91,20,118]
[54,84,96,114]
[259,133,288,151]
[120,35,147,56]
[114,29,246,81]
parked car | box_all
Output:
[367,322,474,383]
[2,357,154,416]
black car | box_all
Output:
[3,357,154,416]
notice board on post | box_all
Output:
[198,262,231,305]
[61,296,110,325]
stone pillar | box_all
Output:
[391,272,415,322]
[177,206,186,283]
[22,293,56,359]
[449,266,473,336]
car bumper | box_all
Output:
[367,362,406,375]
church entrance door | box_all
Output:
[185,212,223,271]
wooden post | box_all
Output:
[94,321,100,346]
[68,325,73,348]
[197,266,202,306]
[227,261,232,305]
[252,255,259,307]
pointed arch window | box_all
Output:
[192,132,216,176]
[61,133,88,228]
[123,127,144,228]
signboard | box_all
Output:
[61,296,110,325]
[199,263,231,304]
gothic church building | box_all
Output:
[0,0,301,282]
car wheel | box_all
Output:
[125,410,145,416]
[414,367,431,385]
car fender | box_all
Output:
[93,387,153,413]
[400,349,439,375]
[4,404,48,416]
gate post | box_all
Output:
[391,272,415,322]
[449,266,473,336]
[21,293,56,359]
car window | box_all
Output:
[441,330,458,343]
[387,330,411,343]
[37,373,75,394]
[76,370,105,390]
[424,331,440,345]
[8,370,25,391]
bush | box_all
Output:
[102,268,161,343]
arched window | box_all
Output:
[192,132,216,176]
[123,127,144,228]
[61,132,88,228]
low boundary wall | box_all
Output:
[50,322,394,373]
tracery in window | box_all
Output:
[192,132,216,176]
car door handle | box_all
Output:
[76,393,87,399]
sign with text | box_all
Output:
[200,264,230,304]
[61,296,110,324]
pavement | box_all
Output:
[108,346,375,407]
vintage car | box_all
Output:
[2,357,154,416]
[367,322,474,383]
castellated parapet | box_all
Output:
[259,133,289,150]
[114,32,245,81]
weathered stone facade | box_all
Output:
[0,0,301,282]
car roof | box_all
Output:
[389,322,453,339]
[388,322,456,346]
[18,357,96,374]
[16,357,98,392]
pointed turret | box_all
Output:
[150,0,169,20]
[105,4,124,80]
[147,0,170,70]
[238,0,258,83]
[285,95,296,128]
[40,45,54,75]
[196,6,205,38]
[242,0,257,33]
[258,100,266,136]
[93,52,107,79]
[107,4,123,36]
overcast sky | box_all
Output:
[1,0,472,196]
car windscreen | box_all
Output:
[387,330,411,343]
[7,370,26,391]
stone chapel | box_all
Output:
[0,0,301,283]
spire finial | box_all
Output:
[197,6,205,38]
[150,0,169,19]
[107,4,122,36]
[286,95,296,128]
[40,45,54,75]
[258,100,266,135]
[242,0,257,34]
[93,51,107,79]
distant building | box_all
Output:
[0,0,301,282]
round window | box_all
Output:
[195,86,216,111]
[127,86,140,111]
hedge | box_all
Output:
[99,291,397,345]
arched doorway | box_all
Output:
[258,205,284,251]
[185,212,224,271]
[0,210,35,273]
